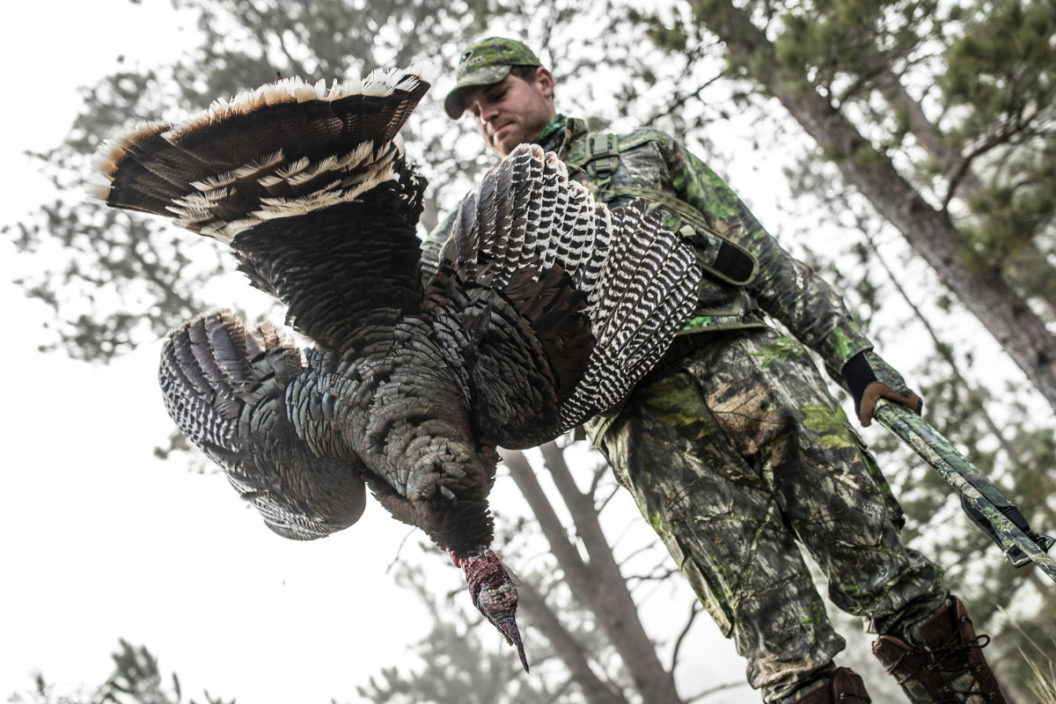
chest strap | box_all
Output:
[568,133,757,286]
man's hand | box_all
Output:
[842,352,923,427]
[857,381,922,427]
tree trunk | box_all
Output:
[691,0,1056,412]
[501,447,685,704]
[515,579,631,704]
[877,75,1056,318]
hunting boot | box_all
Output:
[787,667,871,703]
[872,597,1005,703]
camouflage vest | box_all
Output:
[558,127,767,335]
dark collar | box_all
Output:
[535,114,588,158]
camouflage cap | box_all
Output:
[443,37,542,119]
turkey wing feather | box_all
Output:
[160,310,368,540]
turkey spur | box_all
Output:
[93,67,701,672]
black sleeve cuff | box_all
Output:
[842,352,877,415]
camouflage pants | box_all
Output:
[586,328,946,701]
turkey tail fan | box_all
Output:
[94,66,432,357]
[160,310,368,540]
[92,67,431,243]
[446,144,701,445]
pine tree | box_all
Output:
[668,0,1056,411]
[626,1,1056,697]
[7,640,232,704]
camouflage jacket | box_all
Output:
[424,115,876,376]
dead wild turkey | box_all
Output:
[93,66,701,671]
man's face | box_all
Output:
[463,68,556,157]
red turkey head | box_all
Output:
[452,547,528,672]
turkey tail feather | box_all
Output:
[97,67,432,357]
[94,68,431,243]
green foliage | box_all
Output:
[941,0,1056,133]
[773,0,943,98]
[940,0,1056,284]
[627,7,689,53]
[672,0,1056,314]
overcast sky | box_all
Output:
[0,3,760,702]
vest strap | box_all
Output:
[568,132,758,286]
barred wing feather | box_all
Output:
[159,311,368,539]
[445,144,701,448]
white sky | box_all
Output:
[1,2,441,701]
[0,2,757,702]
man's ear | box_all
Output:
[534,67,555,100]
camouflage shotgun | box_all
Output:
[874,400,1056,583]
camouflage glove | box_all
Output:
[842,351,923,426]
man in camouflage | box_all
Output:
[428,36,1007,704]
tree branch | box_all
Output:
[692,0,1056,411]
[502,447,685,703]
[539,443,686,704]
[670,600,703,673]
[502,448,596,599]
[515,578,631,704]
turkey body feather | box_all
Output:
[94,66,701,671]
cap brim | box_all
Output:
[443,65,513,119]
